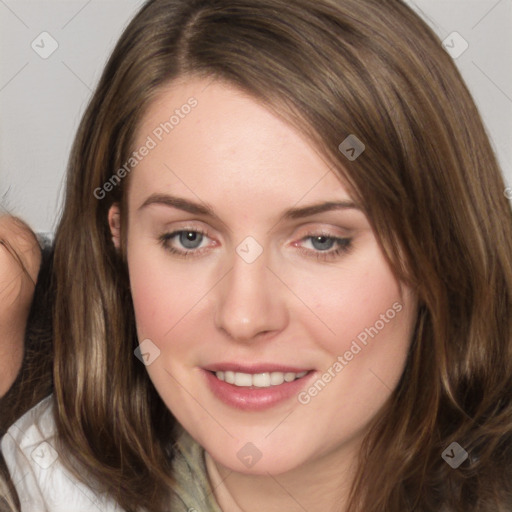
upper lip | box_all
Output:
[203,363,312,374]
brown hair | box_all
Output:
[27,0,512,510]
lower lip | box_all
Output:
[202,369,314,411]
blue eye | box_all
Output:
[159,229,209,257]
[176,231,204,249]
[309,235,336,251]
[298,234,353,261]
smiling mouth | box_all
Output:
[210,370,309,388]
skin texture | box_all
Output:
[0,216,41,397]
[109,78,418,512]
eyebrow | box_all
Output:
[138,193,361,222]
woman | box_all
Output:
[1,0,512,510]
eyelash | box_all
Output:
[158,228,353,262]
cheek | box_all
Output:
[128,253,195,342]
[129,265,166,340]
[289,242,411,357]
[291,269,415,451]
[287,243,417,430]
[127,246,200,395]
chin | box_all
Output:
[205,439,311,476]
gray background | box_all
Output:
[1,0,511,235]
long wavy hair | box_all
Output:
[34,0,512,510]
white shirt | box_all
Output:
[1,396,223,512]
[1,396,123,511]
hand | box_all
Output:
[0,216,41,397]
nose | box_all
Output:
[214,245,288,342]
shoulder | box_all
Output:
[1,395,123,512]
[2,397,221,512]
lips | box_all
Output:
[201,363,315,411]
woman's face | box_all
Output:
[110,77,418,475]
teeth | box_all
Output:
[253,373,271,387]
[235,372,252,387]
[270,372,285,385]
[214,370,308,388]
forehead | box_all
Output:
[129,78,351,210]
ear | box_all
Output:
[108,204,122,250]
